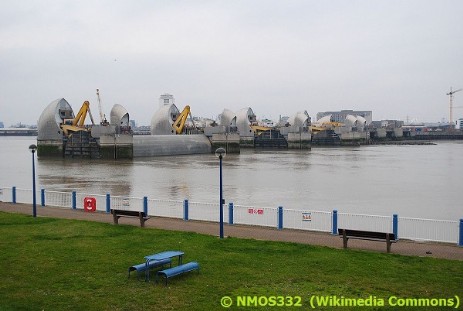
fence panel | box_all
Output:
[111,195,144,212]
[284,209,332,232]
[46,191,72,208]
[188,201,228,223]
[0,187,12,202]
[15,188,34,204]
[338,213,392,233]
[147,199,183,219]
[399,217,458,243]
[233,205,277,228]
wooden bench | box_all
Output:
[111,209,150,227]
[157,261,200,285]
[128,258,172,280]
[338,229,396,253]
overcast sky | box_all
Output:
[1,0,462,126]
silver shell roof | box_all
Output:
[110,104,129,126]
[235,107,256,137]
[37,98,73,141]
[287,111,310,129]
[219,109,237,127]
[150,104,180,135]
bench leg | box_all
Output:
[386,234,391,253]
[139,214,145,227]
[113,213,119,225]
[342,230,348,249]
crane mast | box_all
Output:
[96,88,109,125]
[447,87,462,128]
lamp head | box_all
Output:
[29,144,37,153]
[215,147,226,159]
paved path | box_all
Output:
[1,202,462,261]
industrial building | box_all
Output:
[316,110,372,124]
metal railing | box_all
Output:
[1,186,461,245]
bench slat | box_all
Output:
[338,228,396,253]
[128,258,172,280]
[338,229,395,241]
[157,262,200,285]
[111,209,150,227]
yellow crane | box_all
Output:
[61,101,95,136]
[172,105,193,134]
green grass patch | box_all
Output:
[0,212,462,310]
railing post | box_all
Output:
[72,191,76,209]
[106,193,111,213]
[228,202,234,225]
[332,210,338,235]
[143,196,148,215]
[393,214,399,240]
[12,186,16,203]
[183,199,189,221]
[277,206,283,230]
[459,219,463,247]
[41,189,45,207]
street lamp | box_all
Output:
[215,147,226,239]
[29,144,37,218]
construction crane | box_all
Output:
[172,105,194,134]
[447,87,462,128]
[61,101,95,136]
[96,88,109,125]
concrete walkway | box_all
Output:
[1,202,462,261]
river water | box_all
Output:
[1,136,462,221]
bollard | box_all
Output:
[459,219,463,247]
[332,210,338,235]
[106,193,111,213]
[12,186,16,203]
[228,202,234,225]
[72,191,76,209]
[143,196,148,215]
[41,189,45,207]
[277,206,283,230]
[183,199,189,221]
[393,214,399,240]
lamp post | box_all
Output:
[215,147,226,239]
[29,144,37,218]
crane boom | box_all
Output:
[60,101,94,136]
[173,105,191,134]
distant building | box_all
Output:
[159,94,175,107]
[456,118,463,130]
[371,120,404,128]
[316,110,372,124]
[0,121,4,128]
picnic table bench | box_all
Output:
[338,228,396,253]
[144,251,184,282]
[157,261,200,286]
[111,209,150,227]
[128,258,172,280]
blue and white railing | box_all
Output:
[1,186,461,246]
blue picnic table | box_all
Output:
[144,251,184,281]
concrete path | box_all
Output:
[1,202,462,261]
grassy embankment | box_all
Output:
[0,212,462,311]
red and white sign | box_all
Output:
[248,208,264,215]
[84,197,96,212]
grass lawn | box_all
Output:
[0,211,462,311]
